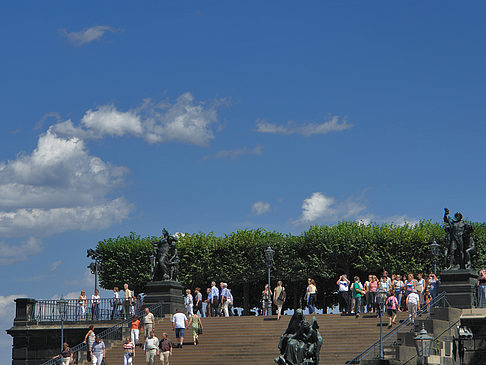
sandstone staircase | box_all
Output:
[100,312,408,365]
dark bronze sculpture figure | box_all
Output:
[444,208,475,270]
[275,309,323,365]
[150,228,179,281]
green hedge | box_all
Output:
[96,221,486,313]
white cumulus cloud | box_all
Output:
[296,192,366,224]
[52,92,224,147]
[299,192,335,223]
[0,294,25,322]
[59,25,117,46]
[0,237,42,265]
[256,115,352,136]
[82,105,143,137]
[252,201,271,215]
[0,130,132,241]
[0,198,131,237]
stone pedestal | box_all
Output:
[440,269,478,309]
[143,280,184,315]
[13,298,36,326]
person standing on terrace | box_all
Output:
[337,274,350,315]
[273,280,286,320]
[91,289,100,320]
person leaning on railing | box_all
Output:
[83,325,95,362]
[78,291,88,320]
[91,289,100,320]
[51,342,73,365]
[111,287,121,320]
[123,283,133,320]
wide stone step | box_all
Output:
[101,313,410,365]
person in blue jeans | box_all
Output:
[351,276,364,318]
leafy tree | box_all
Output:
[95,220,485,314]
[96,232,156,294]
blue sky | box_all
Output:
[1,0,486,358]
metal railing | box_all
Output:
[345,292,450,365]
[34,298,142,322]
[41,302,164,365]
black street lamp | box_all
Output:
[414,323,434,365]
[429,240,440,275]
[264,246,275,316]
[87,248,100,292]
[376,289,387,359]
[56,297,68,352]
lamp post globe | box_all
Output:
[414,324,434,365]
[429,240,440,275]
[376,289,387,359]
[264,246,274,316]
[56,297,68,352]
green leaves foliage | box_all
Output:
[96,232,157,293]
[95,220,486,311]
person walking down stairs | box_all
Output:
[158,333,173,365]
[144,331,159,365]
[123,337,135,365]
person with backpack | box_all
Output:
[351,276,364,318]
[385,292,400,328]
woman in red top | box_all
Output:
[368,275,378,313]
[130,315,140,345]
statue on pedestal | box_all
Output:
[444,208,475,270]
[275,309,323,365]
[150,228,179,281]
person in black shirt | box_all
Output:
[157,333,173,365]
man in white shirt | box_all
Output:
[171,308,188,348]
[123,283,133,319]
[144,331,159,365]
[221,283,232,317]
[210,281,220,317]
[406,289,420,324]
[143,307,155,339]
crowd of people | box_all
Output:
[184,281,236,318]
[74,284,143,321]
[59,268,486,364]
[336,271,439,326]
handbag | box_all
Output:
[278,289,286,302]
[197,327,203,335]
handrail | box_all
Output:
[40,301,164,365]
[34,298,140,322]
[402,318,460,365]
[345,292,449,365]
